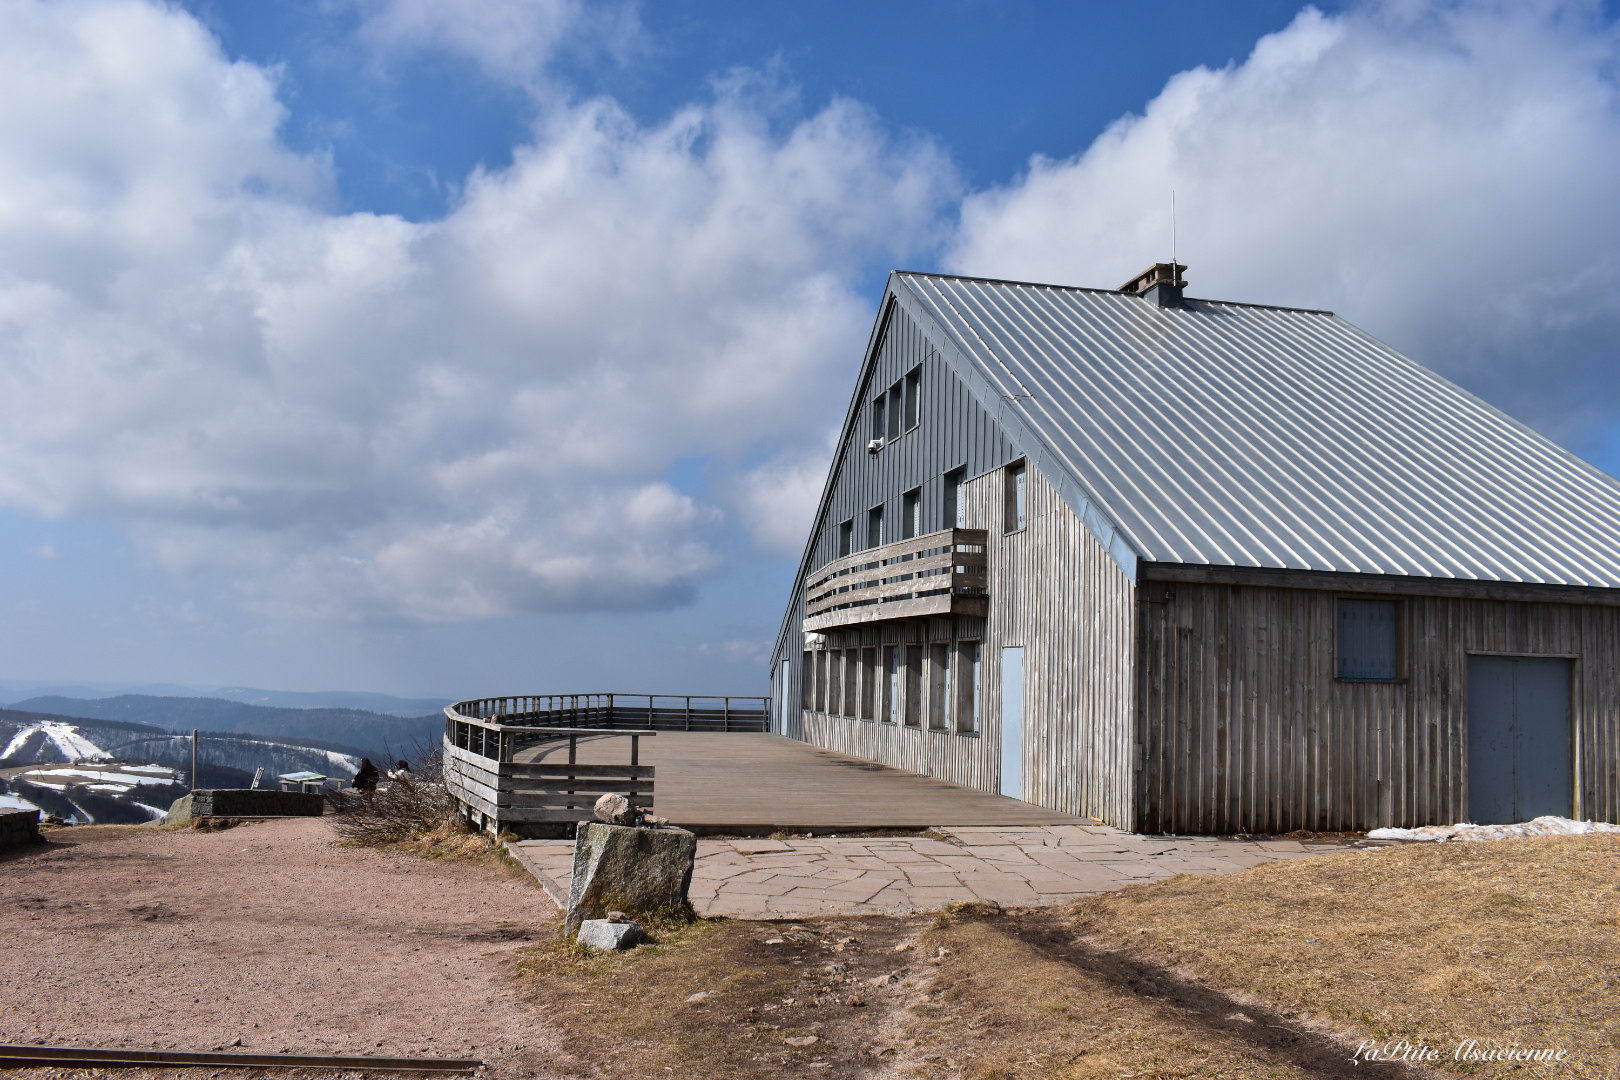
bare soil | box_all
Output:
[0,819,567,1078]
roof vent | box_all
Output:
[1119,262,1187,308]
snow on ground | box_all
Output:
[31,768,178,786]
[0,793,41,812]
[133,802,168,819]
[1367,815,1620,842]
[0,722,111,763]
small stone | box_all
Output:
[868,973,897,986]
[785,1036,819,1047]
[892,942,913,952]
[576,918,646,951]
[822,962,849,975]
[605,911,626,923]
[685,991,712,1003]
[763,937,785,945]
[845,996,866,1007]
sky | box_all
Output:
[1,0,1618,699]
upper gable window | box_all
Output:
[903,367,921,429]
[943,467,965,530]
[887,383,903,441]
[1004,462,1027,533]
[1337,599,1399,680]
[838,519,853,558]
[871,393,887,442]
[866,505,885,549]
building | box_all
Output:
[767,264,1620,833]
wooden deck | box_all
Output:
[514,732,1084,832]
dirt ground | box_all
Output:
[0,818,564,1078]
[4,818,1610,1080]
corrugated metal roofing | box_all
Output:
[894,272,1620,588]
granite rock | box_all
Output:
[576,918,647,951]
[565,822,696,937]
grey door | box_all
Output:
[999,647,1024,800]
[1467,656,1572,824]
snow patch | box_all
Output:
[1367,816,1620,843]
[32,768,178,786]
[0,722,111,762]
[0,793,42,813]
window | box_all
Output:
[801,652,813,709]
[871,393,886,442]
[859,646,878,720]
[882,646,900,723]
[902,488,921,540]
[1004,461,1027,533]
[827,650,843,715]
[957,642,981,733]
[942,467,965,530]
[812,650,827,712]
[904,645,923,726]
[903,367,921,429]
[866,505,884,549]
[887,384,903,441]
[928,642,952,730]
[838,519,853,558]
[1338,599,1399,680]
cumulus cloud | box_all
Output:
[949,0,1620,447]
[0,0,954,621]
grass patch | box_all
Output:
[1069,834,1620,1077]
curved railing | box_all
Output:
[442,693,769,837]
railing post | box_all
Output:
[685,696,692,732]
[723,696,730,733]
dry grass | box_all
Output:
[513,837,1619,1079]
[1069,834,1620,1078]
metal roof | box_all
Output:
[894,272,1620,588]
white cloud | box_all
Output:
[355,0,640,91]
[949,0,1620,447]
[0,0,955,621]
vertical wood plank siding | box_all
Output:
[1136,582,1620,832]
[778,302,1016,740]
[803,463,1136,825]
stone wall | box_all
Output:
[0,808,41,849]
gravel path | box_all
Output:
[0,820,567,1077]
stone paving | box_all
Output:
[509,825,1370,918]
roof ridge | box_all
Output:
[892,270,1336,316]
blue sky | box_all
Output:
[1,0,1617,698]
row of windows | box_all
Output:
[871,367,922,445]
[802,642,981,734]
[835,460,1027,558]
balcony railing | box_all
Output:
[802,528,988,632]
[442,694,769,837]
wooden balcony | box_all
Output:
[803,528,988,633]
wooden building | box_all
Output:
[768,264,1620,833]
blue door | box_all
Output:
[1467,656,1572,824]
[999,647,1024,799]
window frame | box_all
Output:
[837,519,853,558]
[1335,597,1403,682]
[866,504,884,549]
[1004,460,1027,534]
[927,642,952,731]
[955,641,982,734]
[871,393,887,443]
[903,367,921,430]
[901,488,921,540]
[942,466,965,530]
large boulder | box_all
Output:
[565,822,697,937]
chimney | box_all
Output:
[1118,262,1187,308]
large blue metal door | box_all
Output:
[1467,656,1572,824]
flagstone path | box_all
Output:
[509,825,1374,918]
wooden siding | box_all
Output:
[1136,580,1620,833]
[976,463,1136,825]
[803,463,1137,825]
[772,301,1019,738]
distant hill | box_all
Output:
[8,695,444,758]
[0,682,450,718]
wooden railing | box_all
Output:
[447,693,769,732]
[803,528,989,632]
[442,693,768,836]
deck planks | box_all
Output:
[514,731,1083,830]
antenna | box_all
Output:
[1171,190,1177,275]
